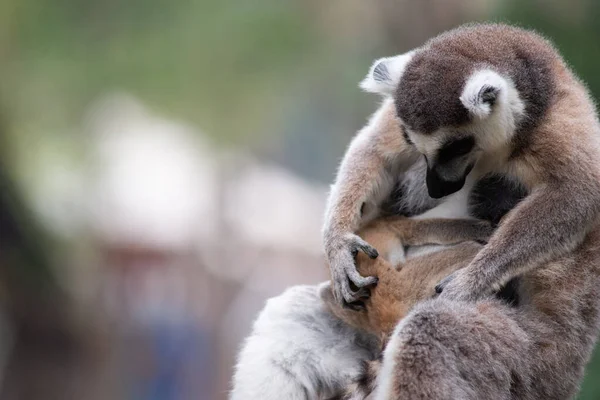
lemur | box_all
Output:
[323,23,600,306]
[230,215,494,400]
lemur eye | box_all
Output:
[437,136,475,163]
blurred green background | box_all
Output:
[2,0,600,399]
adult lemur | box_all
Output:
[323,23,600,305]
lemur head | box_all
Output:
[360,25,545,198]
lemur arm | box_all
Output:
[383,217,493,247]
[437,181,600,301]
[323,100,419,304]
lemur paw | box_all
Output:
[434,269,486,302]
[325,232,379,305]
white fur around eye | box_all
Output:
[360,51,415,96]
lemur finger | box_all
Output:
[354,237,379,259]
[346,266,379,289]
[355,287,372,299]
[344,300,366,312]
[435,271,458,294]
[340,281,361,303]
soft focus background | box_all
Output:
[2,0,600,399]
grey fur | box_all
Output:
[316,22,600,399]
[394,24,600,302]
[232,225,600,400]
[230,284,380,400]
[233,218,600,400]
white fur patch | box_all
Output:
[231,284,379,400]
[460,70,525,151]
[412,175,476,220]
[404,128,444,160]
[360,51,415,96]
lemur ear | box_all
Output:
[360,51,414,96]
[460,69,505,119]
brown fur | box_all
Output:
[397,24,555,136]
[322,216,486,337]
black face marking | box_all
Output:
[372,61,390,82]
[436,137,475,164]
[426,167,468,198]
[383,163,528,222]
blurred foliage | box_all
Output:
[2,0,329,144]
[1,0,381,185]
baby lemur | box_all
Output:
[320,216,491,337]
[323,23,600,306]
[231,215,493,400]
